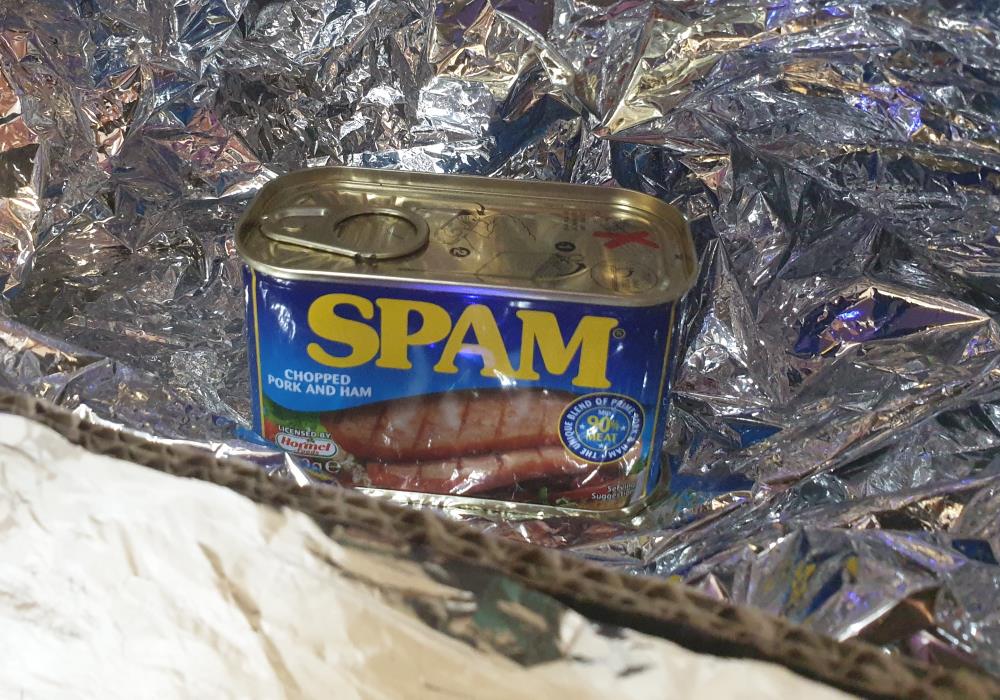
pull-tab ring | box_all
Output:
[260,205,429,261]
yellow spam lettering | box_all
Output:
[307,294,618,389]
[513,310,616,389]
[306,294,379,367]
[374,299,451,370]
[433,304,518,377]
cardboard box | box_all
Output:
[1,388,995,700]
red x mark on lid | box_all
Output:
[593,230,659,250]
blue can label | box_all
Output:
[246,268,676,511]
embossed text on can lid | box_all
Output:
[236,167,697,307]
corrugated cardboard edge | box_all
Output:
[2,389,996,700]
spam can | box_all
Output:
[237,167,697,515]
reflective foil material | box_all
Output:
[2,0,1000,676]
[0,411,852,699]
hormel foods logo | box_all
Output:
[276,432,339,457]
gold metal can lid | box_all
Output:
[236,167,697,307]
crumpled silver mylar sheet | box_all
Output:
[2,0,1000,677]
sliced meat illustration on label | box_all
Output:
[321,389,571,462]
[320,389,629,499]
[367,446,589,495]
